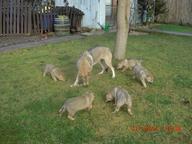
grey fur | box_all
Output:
[106,87,133,115]
[132,64,154,88]
[59,92,95,120]
[43,64,65,81]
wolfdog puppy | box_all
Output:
[43,64,65,81]
[71,51,93,87]
[59,91,95,120]
[105,87,133,115]
[133,64,154,88]
[88,46,115,78]
[117,59,142,72]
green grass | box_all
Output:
[0,33,192,144]
[151,23,192,33]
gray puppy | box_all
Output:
[59,92,95,120]
[43,64,65,81]
[105,87,133,115]
[132,64,154,88]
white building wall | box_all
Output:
[55,0,105,28]
[54,0,139,28]
[55,0,65,6]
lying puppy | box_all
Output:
[88,46,115,78]
[117,59,142,72]
[59,91,95,120]
[133,64,154,88]
[105,86,133,115]
[71,51,93,87]
[43,64,65,81]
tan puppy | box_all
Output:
[117,59,142,72]
[43,64,65,81]
[71,51,93,87]
[88,46,115,78]
[59,92,95,120]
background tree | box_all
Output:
[114,0,131,60]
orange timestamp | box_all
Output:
[129,125,182,133]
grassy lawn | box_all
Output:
[151,23,192,33]
[0,32,192,144]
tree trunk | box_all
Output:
[114,0,131,60]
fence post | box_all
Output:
[0,0,2,35]
[28,2,32,34]
[24,1,27,33]
[21,0,23,34]
[37,12,40,33]
[9,0,13,34]
[2,0,6,34]
[17,0,20,34]
[40,7,43,34]
[32,9,36,33]
[50,8,54,32]
[13,0,16,34]
[6,0,10,34]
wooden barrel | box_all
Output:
[54,15,70,36]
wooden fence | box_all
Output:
[0,0,54,36]
[157,0,192,25]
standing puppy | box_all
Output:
[132,64,154,88]
[105,87,133,115]
[71,51,93,87]
[59,92,95,120]
[43,64,65,81]
[88,46,115,78]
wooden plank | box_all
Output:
[36,12,40,33]
[50,9,53,32]
[7,0,10,34]
[24,1,27,33]
[9,0,13,34]
[20,0,23,34]
[13,0,16,34]
[48,13,51,32]
[3,0,6,34]
[28,2,32,34]
[45,7,49,33]
[32,10,37,33]
[0,0,2,35]
[17,0,20,34]
[40,7,43,34]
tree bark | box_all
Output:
[114,0,131,60]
